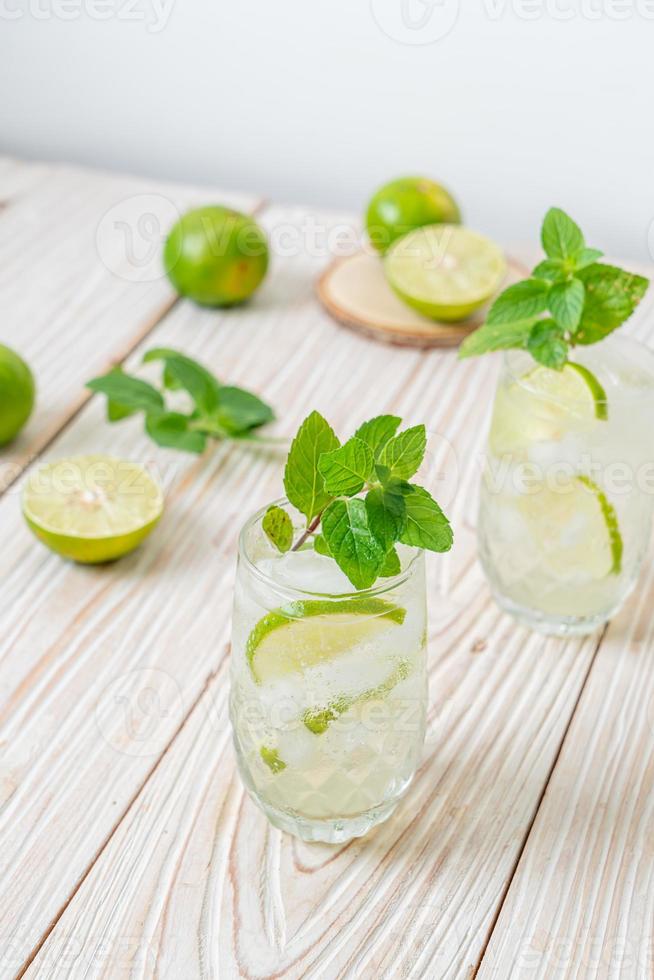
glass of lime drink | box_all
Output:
[230,500,428,843]
[477,335,654,635]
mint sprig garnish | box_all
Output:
[278,411,453,589]
[87,348,274,453]
[459,207,649,367]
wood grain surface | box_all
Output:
[0,161,653,979]
[0,158,261,493]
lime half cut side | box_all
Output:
[384,225,506,321]
[490,363,608,457]
[246,597,406,685]
[518,475,623,580]
[22,454,164,563]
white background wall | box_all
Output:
[2,1,653,260]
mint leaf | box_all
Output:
[314,534,331,557]
[549,278,585,331]
[214,386,274,435]
[143,348,221,416]
[399,485,453,553]
[486,279,550,325]
[459,318,537,358]
[318,437,374,496]
[365,487,406,550]
[575,247,603,270]
[321,498,385,589]
[532,259,565,283]
[107,399,136,422]
[541,208,584,261]
[379,425,426,481]
[284,411,339,523]
[145,412,207,453]
[574,264,649,344]
[527,319,568,369]
[262,505,293,553]
[380,547,401,577]
[87,370,165,416]
[354,415,401,458]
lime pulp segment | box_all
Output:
[490,363,608,457]
[384,225,506,321]
[246,598,406,685]
[22,454,164,563]
[518,474,623,579]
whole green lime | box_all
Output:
[0,344,35,446]
[366,177,461,253]
[163,206,269,307]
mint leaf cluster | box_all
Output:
[270,411,452,590]
[460,208,649,368]
[87,348,274,452]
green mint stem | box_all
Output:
[292,512,322,552]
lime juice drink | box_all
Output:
[477,336,654,634]
[230,501,428,843]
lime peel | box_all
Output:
[567,362,608,420]
[577,475,622,574]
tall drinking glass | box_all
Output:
[478,336,654,634]
[230,499,428,843]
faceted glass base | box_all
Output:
[253,792,404,844]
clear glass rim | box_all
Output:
[502,334,654,406]
[238,497,423,602]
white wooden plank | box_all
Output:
[0,160,261,493]
[12,207,619,978]
[477,552,654,979]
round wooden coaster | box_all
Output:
[316,251,527,349]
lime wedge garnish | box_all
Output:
[384,225,506,321]
[246,598,406,685]
[303,658,411,734]
[518,475,622,579]
[22,454,164,564]
[490,363,607,456]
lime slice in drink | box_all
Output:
[22,454,164,563]
[246,598,406,685]
[302,658,411,734]
[518,475,622,579]
[384,225,506,321]
[490,363,608,457]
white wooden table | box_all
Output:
[0,157,653,980]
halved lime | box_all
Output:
[518,475,622,579]
[384,225,506,321]
[246,598,405,685]
[490,363,608,457]
[22,454,164,563]
[0,344,35,447]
